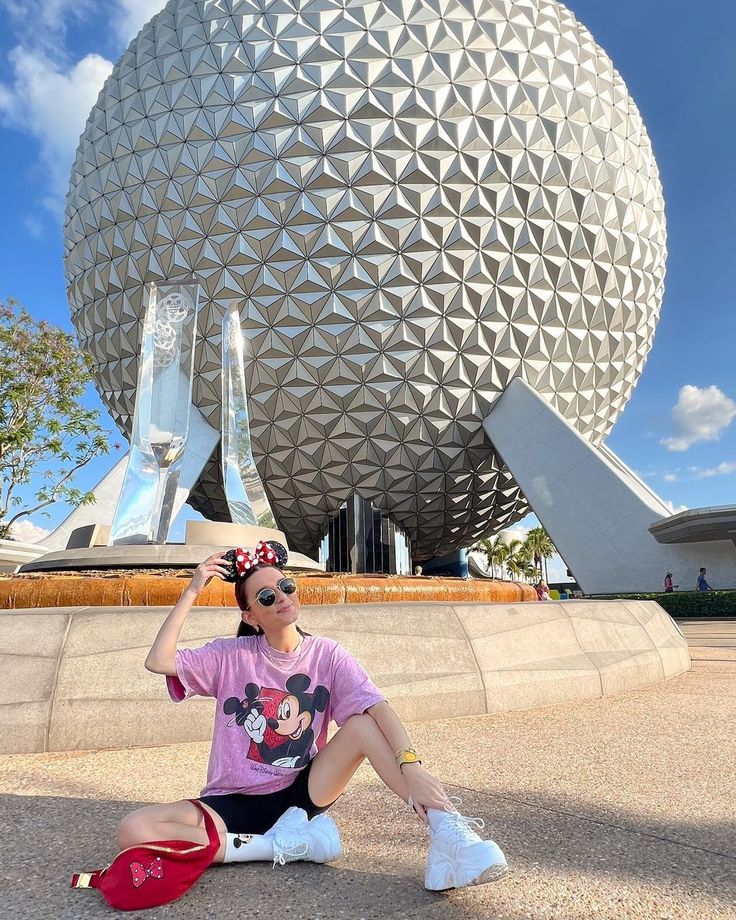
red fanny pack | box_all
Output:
[71,799,219,911]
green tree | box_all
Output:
[504,552,524,580]
[504,537,523,557]
[501,538,523,579]
[524,526,557,581]
[489,535,511,579]
[471,535,510,579]
[523,562,538,582]
[0,299,113,540]
[502,539,526,580]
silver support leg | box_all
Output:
[221,303,276,529]
[110,281,201,545]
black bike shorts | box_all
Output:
[199,760,331,834]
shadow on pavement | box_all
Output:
[2,785,734,920]
[1,794,500,920]
[445,784,736,897]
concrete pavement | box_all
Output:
[0,624,733,919]
[677,616,736,650]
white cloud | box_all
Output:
[0,0,91,36]
[116,0,167,42]
[23,214,44,238]
[0,0,165,222]
[663,499,689,515]
[10,520,51,544]
[0,48,114,213]
[692,461,736,479]
[499,525,530,544]
[663,472,679,482]
[660,385,736,452]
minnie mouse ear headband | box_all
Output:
[222,541,289,582]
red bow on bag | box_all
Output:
[130,856,164,888]
[234,541,278,576]
[71,800,219,911]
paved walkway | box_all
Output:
[0,623,734,919]
[677,616,736,650]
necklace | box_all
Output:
[260,633,307,672]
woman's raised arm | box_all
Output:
[144,552,229,675]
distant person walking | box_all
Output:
[663,572,677,593]
[696,567,712,592]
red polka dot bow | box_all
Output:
[234,541,279,576]
[130,857,163,888]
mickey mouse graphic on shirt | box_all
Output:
[223,674,330,768]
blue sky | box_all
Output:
[0,0,734,566]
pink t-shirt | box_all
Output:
[167,634,385,797]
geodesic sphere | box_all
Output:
[64,0,666,560]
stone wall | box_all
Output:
[1,600,689,754]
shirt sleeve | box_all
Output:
[329,644,385,727]
[166,640,223,702]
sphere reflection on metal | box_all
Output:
[64,0,667,560]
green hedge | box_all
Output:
[590,590,736,618]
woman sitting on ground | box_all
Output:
[120,540,508,891]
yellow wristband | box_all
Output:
[396,748,422,769]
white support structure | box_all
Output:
[42,455,128,551]
[483,378,736,594]
[40,403,219,552]
[163,405,220,532]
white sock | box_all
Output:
[426,807,455,834]
[223,833,275,863]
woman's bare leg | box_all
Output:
[307,713,412,808]
[309,715,507,891]
[117,714,416,866]
[116,800,229,863]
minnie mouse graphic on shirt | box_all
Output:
[223,674,330,768]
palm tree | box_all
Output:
[471,536,509,579]
[502,541,527,580]
[488,535,510,579]
[524,526,557,582]
[473,531,556,583]
[504,552,525,580]
[504,537,522,560]
[500,538,520,580]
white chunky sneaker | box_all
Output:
[266,807,343,867]
[425,810,508,891]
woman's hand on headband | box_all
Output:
[188,552,230,596]
[401,763,453,823]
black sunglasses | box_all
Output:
[253,577,297,608]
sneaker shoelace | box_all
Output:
[272,839,309,868]
[443,797,486,843]
[444,812,486,843]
